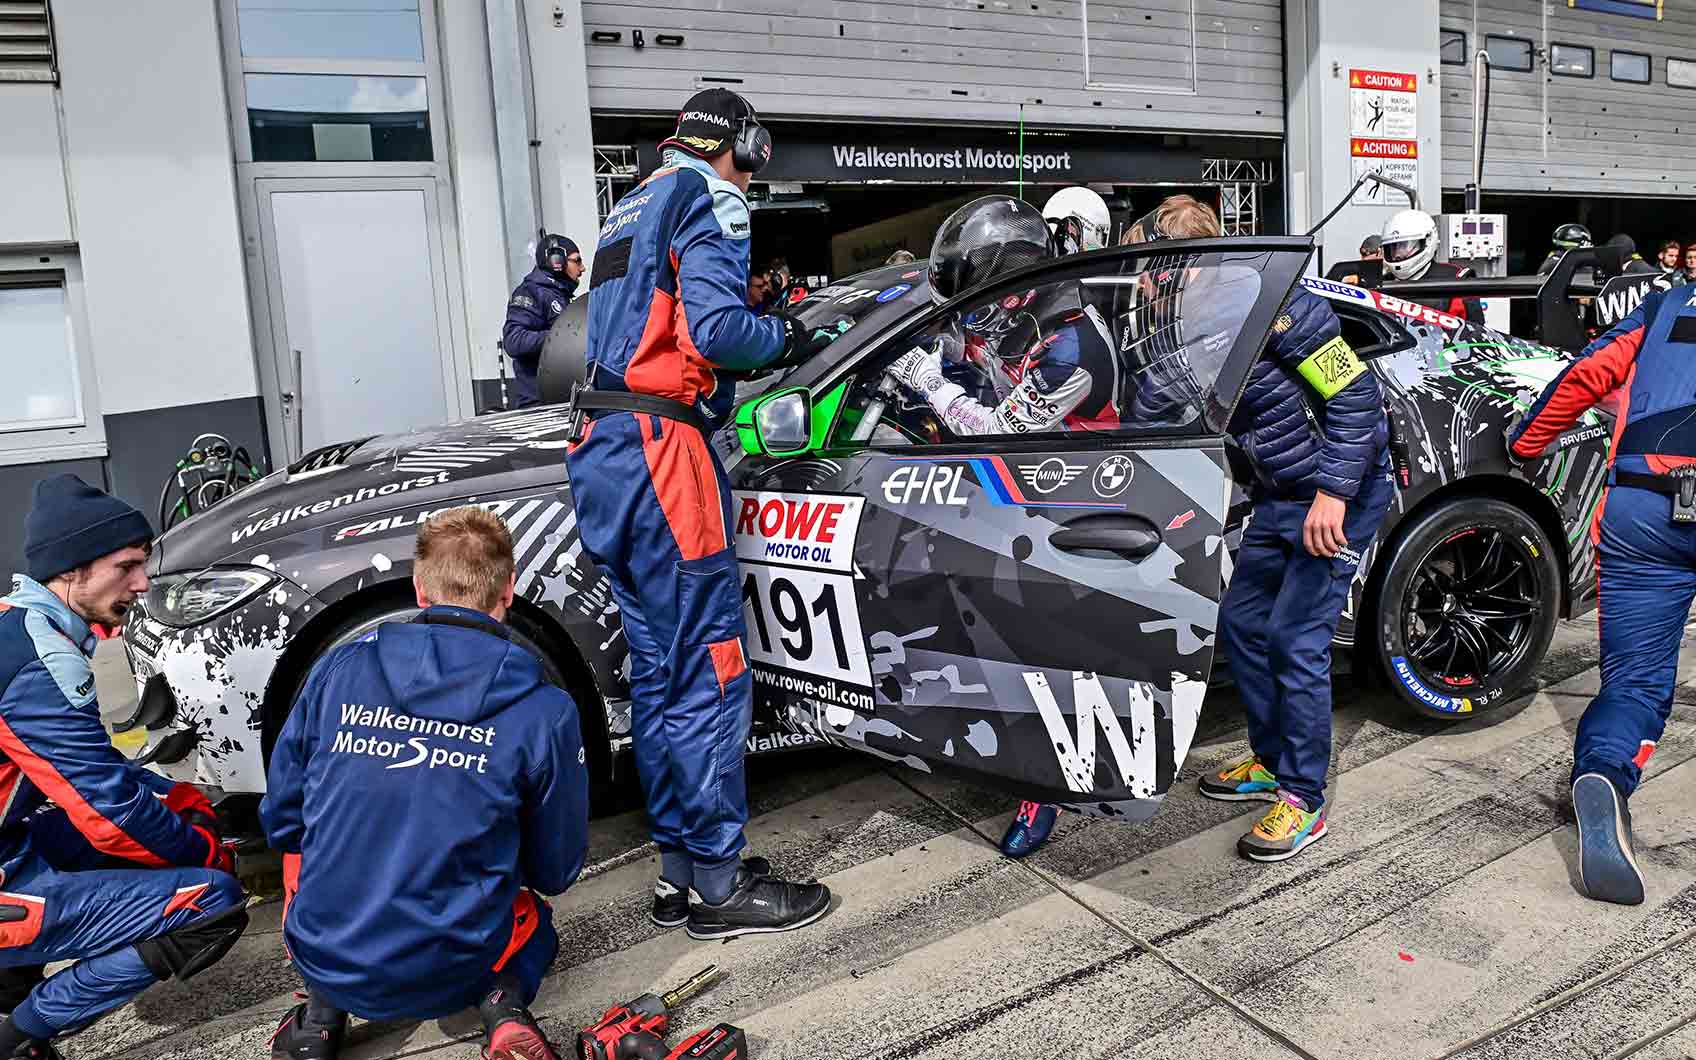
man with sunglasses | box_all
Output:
[502,233,584,408]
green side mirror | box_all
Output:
[736,387,811,457]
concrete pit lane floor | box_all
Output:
[81,614,1696,1060]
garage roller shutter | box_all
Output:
[0,0,54,82]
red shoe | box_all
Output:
[482,1015,559,1060]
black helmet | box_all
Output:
[536,233,579,277]
[1552,223,1593,250]
[928,196,1053,305]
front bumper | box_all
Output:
[121,575,324,793]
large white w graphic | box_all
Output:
[1022,671,1155,797]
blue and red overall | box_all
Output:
[0,577,242,1040]
[566,151,784,880]
[1509,287,1696,796]
[262,606,588,1020]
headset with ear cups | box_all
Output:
[730,95,772,174]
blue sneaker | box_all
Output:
[999,801,1059,858]
[1573,773,1645,906]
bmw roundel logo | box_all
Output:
[1093,454,1135,497]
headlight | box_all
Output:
[145,568,276,628]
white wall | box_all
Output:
[0,86,72,245]
[53,0,257,416]
[439,0,512,382]
[527,0,601,274]
[1285,0,1444,273]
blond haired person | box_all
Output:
[262,507,588,1060]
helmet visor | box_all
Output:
[1381,237,1425,264]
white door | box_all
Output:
[256,179,464,459]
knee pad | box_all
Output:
[136,903,249,982]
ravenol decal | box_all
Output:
[1301,276,1373,302]
[889,456,1126,510]
[1391,656,1473,714]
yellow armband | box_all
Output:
[1296,337,1366,399]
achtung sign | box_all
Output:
[1349,67,1419,205]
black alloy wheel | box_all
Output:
[1376,498,1560,720]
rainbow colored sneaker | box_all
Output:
[1237,791,1327,862]
[1198,754,1280,803]
[999,801,1060,858]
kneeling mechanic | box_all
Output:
[0,475,245,1060]
[263,507,590,1060]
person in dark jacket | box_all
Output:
[0,475,244,1060]
[263,506,589,1060]
[1201,281,1393,863]
[502,234,583,408]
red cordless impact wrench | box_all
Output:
[606,1022,750,1060]
[578,966,722,1060]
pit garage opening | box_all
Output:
[592,120,1281,287]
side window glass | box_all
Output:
[830,251,1262,447]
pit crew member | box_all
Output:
[1380,209,1483,324]
[1507,286,1696,906]
[502,233,583,407]
[565,88,832,939]
[263,508,588,1060]
[0,475,245,1060]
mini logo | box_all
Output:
[1019,457,1086,494]
[1093,455,1135,497]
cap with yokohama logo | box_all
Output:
[660,88,754,159]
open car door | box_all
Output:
[729,239,1312,819]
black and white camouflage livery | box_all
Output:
[123,240,1608,824]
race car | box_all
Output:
[120,236,1611,824]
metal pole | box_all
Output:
[1468,49,1491,213]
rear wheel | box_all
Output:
[1374,498,1560,720]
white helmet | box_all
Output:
[1380,209,1438,281]
[1042,187,1112,254]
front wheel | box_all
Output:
[1374,498,1560,720]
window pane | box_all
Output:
[1485,35,1533,72]
[1440,30,1467,66]
[1612,51,1651,83]
[238,0,423,61]
[1551,44,1594,77]
[246,73,431,161]
[1670,57,1696,88]
[0,285,81,430]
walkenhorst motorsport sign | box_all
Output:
[637,136,1207,184]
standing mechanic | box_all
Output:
[502,233,584,408]
[263,507,587,1060]
[1507,287,1696,906]
[565,89,833,940]
[0,475,244,1059]
[1380,209,1483,324]
[1206,245,1392,862]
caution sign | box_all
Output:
[1349,68,1419,205]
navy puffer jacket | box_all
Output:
[1227,287,1387,500]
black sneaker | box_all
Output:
[1573,773,1646,906]
[651,856,770,928]
[477,979,559,1060]
[270,1002,347,1060]
[8,1042,62,1060]
[685,867,831,940]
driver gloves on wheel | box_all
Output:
[888,343,947,398]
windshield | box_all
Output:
[734,262,931,402]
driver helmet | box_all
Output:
[1042,187,1112,255]
[1552,223,1593,250]
[536,233,578,279]
[929,196,1054,345]
[1380,209,1438,281]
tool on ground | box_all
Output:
[577,966,722,1060]
[606,1021,750,1060]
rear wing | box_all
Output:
[1377,246,1623,352]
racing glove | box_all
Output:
[164,782,236,875]
[887,342,948,399]
[768,313,853,371]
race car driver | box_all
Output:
[0,475,245,1059]
[264,507,587,1060]
[1380,209,1483,324]
[1507,286,1696,906]
[885,195,1120,438]
[502,233,583,407]
[1539,223,1594,275]
[565,88,832,940]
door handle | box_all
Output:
[1049,518,1161,560]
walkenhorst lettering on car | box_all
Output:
[231,472,450,544]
